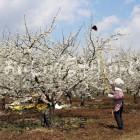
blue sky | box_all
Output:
[0,0,140,49]
[92,0,136,19]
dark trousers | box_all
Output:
[114,105,124,129]
[42,108,52,127]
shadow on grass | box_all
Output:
[98,122,118,129]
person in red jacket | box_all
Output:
[108,78,124,130]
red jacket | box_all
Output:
[108,87,124,112]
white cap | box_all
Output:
[114,78,124,87]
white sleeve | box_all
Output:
[40,93,49,104]
[108,93,114,98]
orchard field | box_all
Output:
[0,16,140,140]
[0,95,140,140]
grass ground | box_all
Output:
[0,96,139,140]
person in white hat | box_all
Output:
[108,78,124,130]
